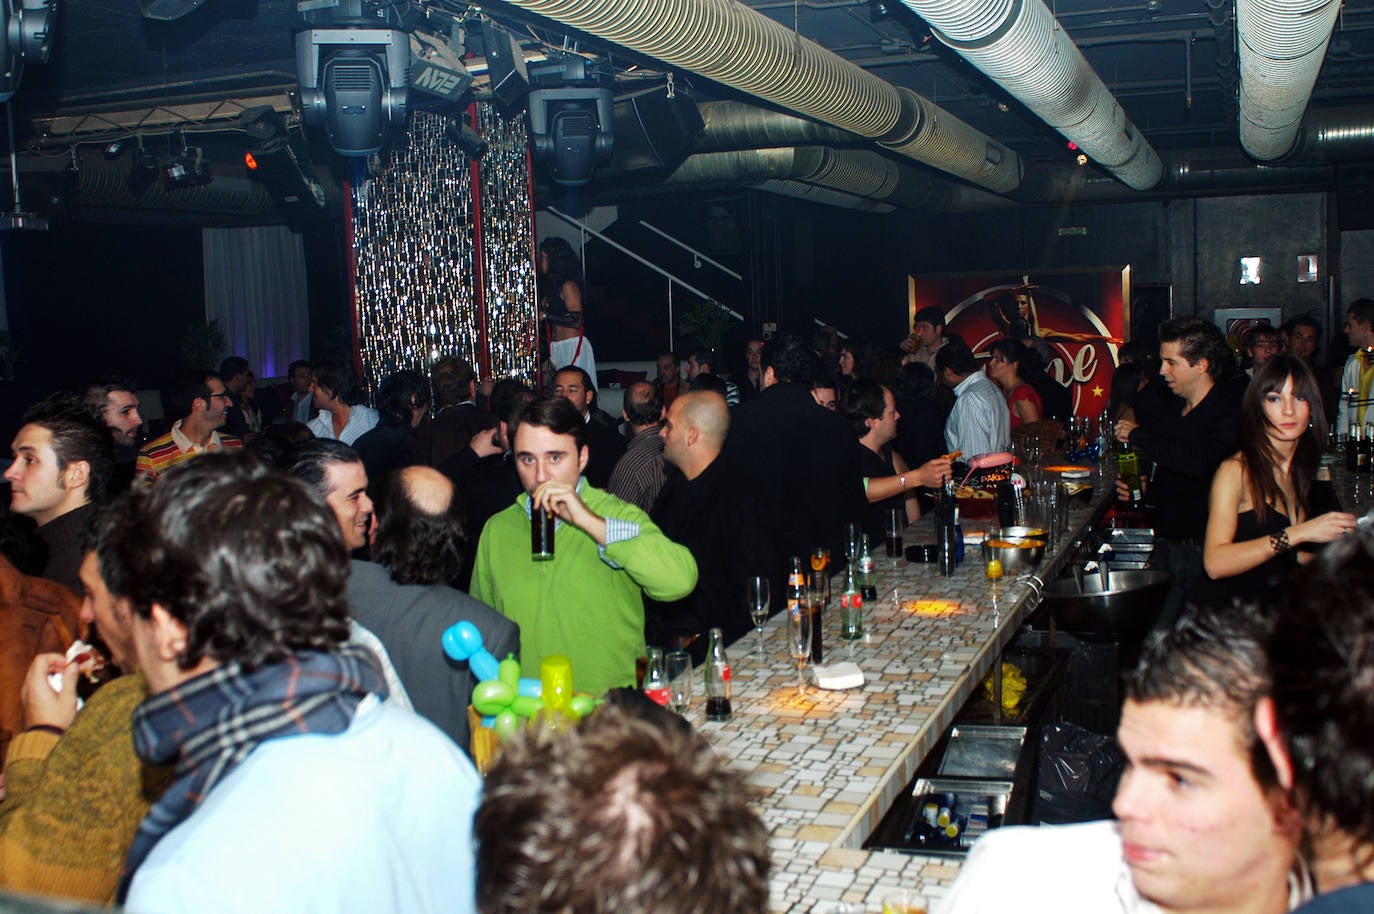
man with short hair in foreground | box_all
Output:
[939,602,1307,914]
[475,700,770,914]
[1257,528,1374,910]
[113,453,480,913]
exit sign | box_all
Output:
[1057,226,1088,236]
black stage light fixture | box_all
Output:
[103,139,125,160]
[409,29,472,102]
[242,107,327,212]
[527,56,614,187]
[295,0,413,157]
[163,147,211,187]
[0,0,56,101]
[127,142,159,195]
[480,19,527,109]
[444,119,487,160]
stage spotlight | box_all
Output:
[103,140,125,160]
[128,143,159,195]
[243,117,328,213]
[163,148,211,187]
[527,55,614,186]
[296,28,409,157]
[0,0,56,101]
[444,119,487,160]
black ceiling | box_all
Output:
[9,0,1374,212]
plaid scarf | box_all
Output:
[116,645,383,901]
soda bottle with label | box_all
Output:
[704,628,732,721]
[859,534,878,601]
[1117,442,1143,508]
[840,559,864,641]
[786,556,805,613]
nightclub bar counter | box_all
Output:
[682,481,1117,914]
[683,456,1374,913]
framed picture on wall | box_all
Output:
[907,265,1129,418]
[1213,307,1281,356]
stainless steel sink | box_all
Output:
[1042,568,1171,643]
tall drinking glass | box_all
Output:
[747,576,770,659]
[666,650,693,715]
[787,608,812,694]
[886,508,905,559]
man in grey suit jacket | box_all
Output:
[292,441,518,756]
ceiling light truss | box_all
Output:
[30,92,299,148]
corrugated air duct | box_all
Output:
[695,100,862,150]
[897,0,1163,191]
[1236,0,1342,161]
[668,146,1007,210]
[495,0,1022,193]
[757,180,897,213]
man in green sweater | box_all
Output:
[471,397,697,697]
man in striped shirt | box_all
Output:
[134,373,242,485]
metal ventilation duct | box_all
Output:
[1291,105,1374,161]
[897,0,1164,191]
[494,0,1022,193]
[1237,0,1343,161]
[695,100,861,151]
[668,146,1006,210]
[756,180,897,213]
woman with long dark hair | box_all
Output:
[985,339,1043,430]
[538,237,598,384]
[836,338,874,400]
[1194,355,1357,604]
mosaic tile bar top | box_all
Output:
[681,487,1115,914]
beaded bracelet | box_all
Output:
[1270,529,1292,555]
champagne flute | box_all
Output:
[747,576,770,659]
[787,607,812,694]
[845,523,863,566]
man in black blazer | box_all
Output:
[552,365,625,489]
[723,334,866,587]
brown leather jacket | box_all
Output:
[0,555,82,765]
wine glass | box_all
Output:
[747,576,770,659]
[787,607,812,694]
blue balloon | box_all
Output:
[441,621,484,661]
[470,649,500,683]
[480,715,496,729]
[516,677,543,698]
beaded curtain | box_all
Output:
[352,103,537,401]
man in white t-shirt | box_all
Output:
[939,602,1306,914]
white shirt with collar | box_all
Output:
[945,371,1011,457]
